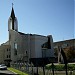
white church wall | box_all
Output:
[29,34,35,58]
[9,30,18,62]
[9,30,54,63]
[9,30,23,62]
[34,35,48,58]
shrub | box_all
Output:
[45,64,75,71]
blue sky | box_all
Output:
[0,0,74,45]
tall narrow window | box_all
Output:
[7,55,8,58]
[14,43,17,49]
[10,19,12,30]
[7,49,8,51]
[9,55,10,58]
[14,50,17,55]
[14,43,17,55]
[26,51,27,54]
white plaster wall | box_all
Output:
[32,35,54,58]
[10,30,54,63]
[9,30,23,62]
[9,30,29,63]
[34,35,48,58]
[29,35,35,58]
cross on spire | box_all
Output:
[12,3,14,7]
[11,3,15,19]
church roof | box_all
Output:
[0,41,9,46]
[18,32,26,35]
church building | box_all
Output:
[0,7,54,66]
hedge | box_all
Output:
[45,64,75,71]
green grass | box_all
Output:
[8,68,28,75]
[7,65,75,75]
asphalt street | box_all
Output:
[0,70,18,75]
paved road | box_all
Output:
[0,70,18,75]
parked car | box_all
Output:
[0,64,7,70]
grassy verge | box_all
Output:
[8,68,28,75]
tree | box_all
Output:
[64,46,75,62]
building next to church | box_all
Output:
[0,7,54,66]
[54,39,75,63]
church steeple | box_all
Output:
[8,5,18,31]
[11,7,15,20]
[10,7,15,30]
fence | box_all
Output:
[11,63,75,75]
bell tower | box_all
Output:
[8,5,18,31]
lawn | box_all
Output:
[8,68,28,75]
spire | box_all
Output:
[8,3,18,31]
[11,3,15,19]
[10,3,15,30]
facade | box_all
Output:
[0,7,54,66]
[54,39,75,48]
[0,43,11,66]
[54,39,75,63]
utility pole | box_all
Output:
[52,63,54,75]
